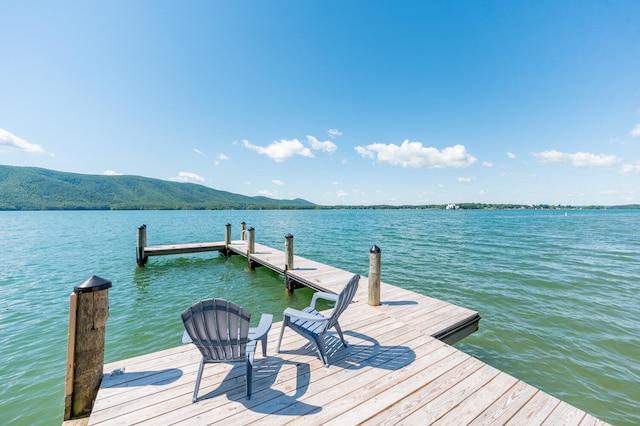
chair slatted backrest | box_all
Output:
[326,274,360,329]
[182,299,251,362]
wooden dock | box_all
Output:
[84,235,608,425]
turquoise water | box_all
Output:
[1,209,638,425]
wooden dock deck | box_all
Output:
[91,238,607,425]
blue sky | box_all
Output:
[1,1,639,206]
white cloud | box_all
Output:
[354,140,477,168]
[193,148,205,156]
[258,189,279,198]
[458,177,475,183]
[532,150,619,167]
[0,128,46,153]
[307,135,337,153]
[621,161,640,174]
[243,138,314,162]
[103,170,122,176]
[355,146,374,159]
[482,161,493,167]
[272,179,284,186]
[507,152,516,159]
[336,190,349,198]
[328,129,343,138]
[169,172,206,183]
[331,181,339,185]
[214,153,230,166]
[630,124,640,137]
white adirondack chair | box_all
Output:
[181,299,272,401]
[276,274,360,367]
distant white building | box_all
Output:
[446,203,459,210]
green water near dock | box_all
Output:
[1,209,638,425]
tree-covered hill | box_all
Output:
[0,165,316,210]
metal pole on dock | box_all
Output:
[64,275,112,421]
[368,245,381,306]
[136,224,147,266]
[225,223,231,245]
[285,233,294,271]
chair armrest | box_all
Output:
[310,291,338,310]
[248,313,273,341]
[283,307,327,322]
[182,329,192,344]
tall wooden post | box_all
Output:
[136,224,147,266]
[240,222,246,240]
[225,223,231,245]
[368,245,381,306]
[64,275,112,420]
[247,227,255,254]
[246,227,255,269]
[285,234,294,271]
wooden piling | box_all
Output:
[225,223,231,245]
[246,227,255,269]
[136,225,147,266]
[285,234,294,271]
[247,227,255,254]
[368,245,381,306]
[240,222,246,240]
[64,276,112,421]
[64,292,78,420]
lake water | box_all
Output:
[1,209,638,425]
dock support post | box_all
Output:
[246,227,255,269]
[284,234,296,291]
[368,245,381,306]
[240,222,246,240]
[64,275,112,421]
[225,223,231,245]
[285,234,294,271]
[136,224,148,266]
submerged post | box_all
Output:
[368,245,381,306]
[285,234,294,271]
[240,222,246,240]
[225,223,231,245]
[64,275,112,421]
[136,224,147,266]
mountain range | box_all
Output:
[0,165,316,210]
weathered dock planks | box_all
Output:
[87,235,608,425]
[144,242,226,257]
[88,278,605,425]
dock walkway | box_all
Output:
[90,239,606,424]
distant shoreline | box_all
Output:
[1,203,638,212]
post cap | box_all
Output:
[226,223,231,226]
[285,233,293,239]
[74,275,112,294]
[138,224,146,229]
[370,245,381,253]
[248,227,255,231]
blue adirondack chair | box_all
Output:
[181,299,272,401]
[276,274,360,367]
